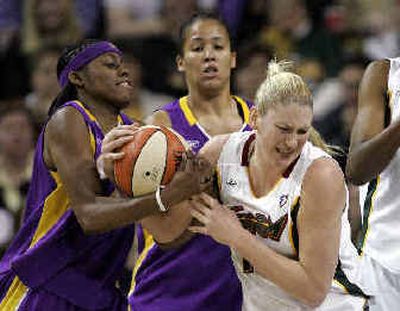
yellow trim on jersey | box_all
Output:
[66,101,98,153]
[179,96,197,126]
[359,176,380,256]
[233,96,250,123]
[333,279,349,294]
[0,276,28,310]
[179,96,250,127]
[29,172,69,247]
[288,196,300,257]
[73,100,97,122]
[215,167,222,193]
[129,229,155,296]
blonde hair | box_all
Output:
[22,0,82,55]
[255,60,338,155]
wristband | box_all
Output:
[96,157,108,180]
[155,185,168,213]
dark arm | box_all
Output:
[347,60,400,185]
[44,107,203,234]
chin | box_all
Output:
[114,99,130,110]
[276,154,296,168]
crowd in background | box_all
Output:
[0,0,399,256]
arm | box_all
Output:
[45,107,206,234]
[347,183,361,245]
[137,110,216,244]
[189,158,345,307]
[347,60,400,185]
[197,134,231,166]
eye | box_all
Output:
[297,129,308,135]
[191,46,203,52]
[276,125,291,133]
[214,45,224,50]
[105,62,119,69]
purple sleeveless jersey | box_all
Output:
[0,101,134,310]
[129,96,253,311]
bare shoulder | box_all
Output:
[304,157,344,188]
[198,134,231,166]
[145,110,172,127]
[46,105,86,136]
[359,59,389,96]
[303,158,345,210]
[44,106,91,168]
[366,59,390,76]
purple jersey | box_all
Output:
[0,101,134,310]
[129,96,253,311]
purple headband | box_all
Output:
[58,41,122,88]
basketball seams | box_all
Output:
[114,125,188,197]
[131,131,168,196]
[160,127,186,185]
[114,127,158,196]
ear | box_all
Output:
[249,106,258,130]
[68,71,84,88]
[176,55,185,72]
[230,52,237,69]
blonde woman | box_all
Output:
[21,0,82,56]
[189,61,370,310]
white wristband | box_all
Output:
[96,157,108,180]
[155,185,168,213]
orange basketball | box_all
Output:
[114,125,189,197]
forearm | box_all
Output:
[348,121,400,184]
[76,194,162,233]
[231,229,329,307]
[141,200,193,244]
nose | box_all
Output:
[119,64,129,77]
[284,133,297,149]
[203,46,216,62]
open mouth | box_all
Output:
[117,80,133,88]
[202,65,219,77]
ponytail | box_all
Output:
[48,83,77,117]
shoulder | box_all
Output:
[361,59,389,87]
[303,157,345,197]
[46,105,87,136]
[198,134,231,166]
[145,109,172,127]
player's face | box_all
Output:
[256,103,312,168]
[177,19,236,95]
[81,53,133,109]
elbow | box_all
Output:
[345,157,367,186]
[300,286,329,308]
[74,205,103,234]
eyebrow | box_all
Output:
[189,36,225,42]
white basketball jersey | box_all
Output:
[217,131,366,310]
[358,57,400,273]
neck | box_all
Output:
[249,140,284,194]
[187,87,233,115]
[78,93,121,133]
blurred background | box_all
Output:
[1,0,399,255]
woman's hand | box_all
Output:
[96,124,140,181]
[161,152,214,207]
[188,193,244,246]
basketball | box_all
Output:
[114,125,189,197]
